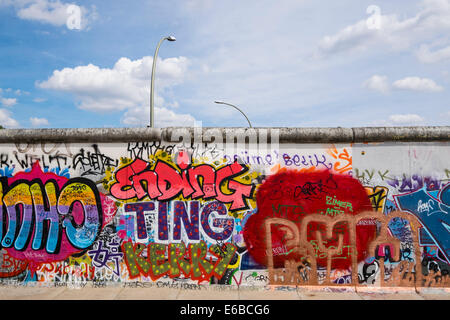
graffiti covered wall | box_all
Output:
[0,133,448,290]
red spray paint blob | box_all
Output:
[243,169,376,270]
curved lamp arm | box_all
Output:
[214,101,253,128]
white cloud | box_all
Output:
[319,19,376,55]
[1,97,17,107]
[392,77,444,92]
[184,0,214,11]
[122,106,196,128]
[0,109,19,128]
[388,114,425,124]
[371,113,426,126]
[416,44,450,63]
[37,55,196,127]
[363,74,444,94]
[318,0,450,56]
[363,75,390,93]
[33,97,47,103]
[30,117,49,127]
[14,89,29,96]
[0,0,96,30]
[38,56,189,111]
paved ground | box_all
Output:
[0,285,448,300]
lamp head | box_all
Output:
[167,36,176,41]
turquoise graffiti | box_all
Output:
[394,183,450,264]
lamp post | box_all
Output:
[148,35,176,128]
[214,100,253,128]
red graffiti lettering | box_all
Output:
[110,159,254,211]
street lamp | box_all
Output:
[148,35,176,128]
[214,101,253,128]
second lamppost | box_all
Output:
[214,100,253,128]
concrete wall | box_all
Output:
[0,127,448,289]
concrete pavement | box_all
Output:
[0,284,448,300]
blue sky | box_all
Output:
[0,0,449,128]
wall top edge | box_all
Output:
[0,126,448,143]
